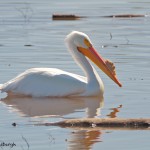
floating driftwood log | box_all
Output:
[104,14,146,18]
[52,13,147,20]
[52,14,86,20]
[40,118,150,129]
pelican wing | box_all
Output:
[1,68,86,97]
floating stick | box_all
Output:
[52,14,86,20]
[104,14,146,18]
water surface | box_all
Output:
[0,0,150,149]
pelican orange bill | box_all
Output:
[77,46,122,87]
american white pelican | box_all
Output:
[0,31,122,97]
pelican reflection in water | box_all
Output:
[68,129,102,150]
[1,96,103,118]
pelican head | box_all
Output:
[65,31,122,87]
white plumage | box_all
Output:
[1,68,86,97]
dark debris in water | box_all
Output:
[12,122,17,127]
[52,14,86,20]
[103,14,146,18]
[102,45,119,48]
[24,44,33,47]
[129,78,144,81]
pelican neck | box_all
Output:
[66,42,99,83]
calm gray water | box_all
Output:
[0,0,150,149]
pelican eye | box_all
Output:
[84,38,92,48]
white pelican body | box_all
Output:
[0,31,122,97]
